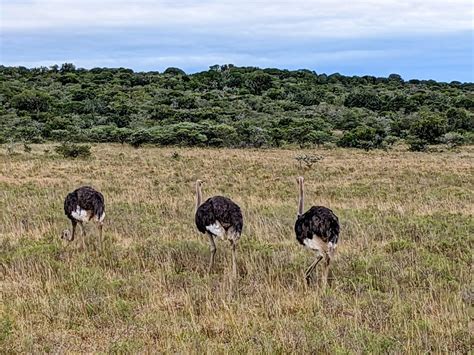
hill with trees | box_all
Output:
[1,63,472,150]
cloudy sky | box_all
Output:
[1,0,473,81]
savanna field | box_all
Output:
[0,144,472,353]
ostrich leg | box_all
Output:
[207,234,217,274]
[70,220,77,241]
[305,254,323,285]
[321,253,331,288]
[79,222,86,236]
[79,222,86,249]
[231,240,237,279]
[98,222,103,251]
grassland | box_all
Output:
[0,144,472,353]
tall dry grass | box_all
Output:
[1,144,472,352]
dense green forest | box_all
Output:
[1,63,473,150]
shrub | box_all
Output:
[236,125,271,148]
[148,123,208,146]
[440,132,465,148]
[409,111,447,143]
[114,127,133,144]
[88,126,118,142]
[338,126,385,150]
[128,129,153,148]
[244,71,273,95]
[306,130,334,147]
[11,90,52,114]
[15,125,43,142]
[295,154,323,169]
[204,123,238,147]
[55,142,91,158]
[163,67,186,76]
[383,135,399,147]
[50,129,71,142]
[406,137,428,152]
[463,131,474,145]
[446,107,473,131]
[344,90,382,111]
[167,123,208,146]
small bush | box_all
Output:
[406,137,428,152]
[409,112,447,143]
[128,129,153,148]
[463,131,474,145]
[55,142,91,158]
[383,135,399,147]
[295,154,323,169]
[306,130,334,147]
[440,132,465,148]
[338,126,385,150]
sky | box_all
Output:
[1,0,473,82]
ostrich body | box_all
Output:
[295,176,339,286]
[63,186,105,249]
[195,180,243,277]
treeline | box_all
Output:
[1,63,473,150]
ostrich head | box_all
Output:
[196,179,204,187]
[297,176,304,184]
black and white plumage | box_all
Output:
[295,176,340,286]
[195,180,243,277]
[62,186,105,249]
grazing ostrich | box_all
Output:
[194,180,243,278]
[62,186,105,250]
[295,176,340,286]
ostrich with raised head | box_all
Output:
[62,186,105,249]
[295,176,340,286]
[195,180,243,278]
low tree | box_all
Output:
[344,89,382,111]
[60,63,76,73]
[440,132,465,148]
[306,130,334,147]
[12,90,52,115]
[410,111,447,143]
[55,142,91,158]
[128,129,153,148]
[446,107,473,131]
[338,126,385,150]
[164,67,186,76]
[406,136,428,152]
[244,71,273,95]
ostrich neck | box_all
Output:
[298,181,304,216]
[196,184,202,212]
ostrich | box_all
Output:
[295,176,340,286]
[194,180,243,278]
[62,186,105,250]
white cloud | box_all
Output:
[1,0,472,38]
